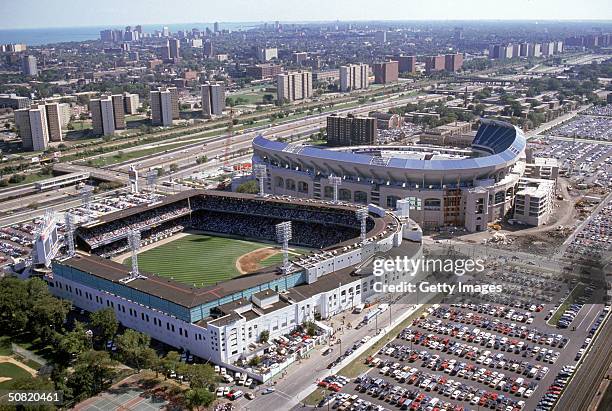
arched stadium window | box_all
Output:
[339,188,352,201]
[386,195,400,208]
[424,198,441,210]
[297,181,309,193]
[323,186,333,198]
[354,191,368,204]
[274,176,284,188]
[494,191,505,204]
[286,179,296,191]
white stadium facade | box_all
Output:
[253,119,557,231]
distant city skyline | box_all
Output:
[2,0,612,30]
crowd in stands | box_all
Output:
[78,202,191,248]
[190,211,358,249]
[79,194,371,257]
[96,220,187,258]
[191,195,368,229]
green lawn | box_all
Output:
[89,142,195,167]
[124,234,285,287]
[0,362,32,389]
[548,283,587,325]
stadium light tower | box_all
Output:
[64,212,76,257]
[275,221,293,274]
[356,207,368,242]
[127,229,141,278]
[329,175,342,203]
[253,164,268,197]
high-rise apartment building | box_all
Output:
[15,105,49,151]
[123,93,140,114]
[339,64,369,92]
[397,55,417,74]
[168,38,180,59]
[326,114,377,147]
[246,63,282,80]
[201,82,225,117]
[257,47,278,62]
[22,55,38,76]
[375,31,387,43]
[150,87,179,126]
[44,103,63,142]
[90,96,117,136]
[444,53,464,72]
[425,55,446,73]
[372,61,399,84]
[276,71,312,102]
[203,40,214,58]
[111,95,126,129]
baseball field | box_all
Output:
[123,233,306,287]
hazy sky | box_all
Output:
[2,0,612,29]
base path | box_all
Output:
[0,356,38,377]
[236,247,279,274]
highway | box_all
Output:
[107,92,446,173]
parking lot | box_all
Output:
[583,104,612,117]
[565,196,612,260]
[549,114,612,142]
[312,294,609,411]
[529,138,612,189]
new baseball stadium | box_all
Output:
[252,119,559,231]
[50,190,423,371]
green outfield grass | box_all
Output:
[0,362,33,389]
[124,233,294,287]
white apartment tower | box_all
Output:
[201,82,225,117]
[339,64,369,92]
[276,71,313,103]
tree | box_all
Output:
[248,355,261,366]
[236,180,259,194]
[160,351,181,379]
[58,321,92,363]
[0,277,30,335]
[304,320,317,337]
[185,364,217,390]
[259,330,269,343]
[90,308,118,346]
[184,388,215,410]
[68,350,116,401]
[115,329,152,372]
[169,163,179,173]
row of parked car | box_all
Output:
[409,320,562,364]
[555,303,584,329]
[534,365,575,411]
[371,346,540,399]
[427,307,568,348]
[354,373,527,411]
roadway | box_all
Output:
[108,93,445,174]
